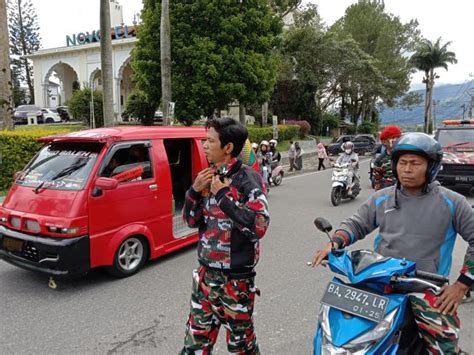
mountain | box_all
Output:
[380,80,474,126]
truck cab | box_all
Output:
[434,119,474,192]
[0,127,209,279]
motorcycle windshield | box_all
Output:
[351,250,388,275]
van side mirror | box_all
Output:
[95,177,118,190]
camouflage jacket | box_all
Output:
[183,158,270,273]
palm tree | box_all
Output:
[411,38,457,134]
[0,0,13,130]
[100,0,114,127]
[161,0,171,125]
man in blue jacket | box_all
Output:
[312,133,474,354]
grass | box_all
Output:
[15,123,86,132]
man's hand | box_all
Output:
[192,168,215,192]
[210,175,230,195]
[435,282,469,315]
[311,241,338,267]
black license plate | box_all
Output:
[2,237,24,252]
[455,176,474,182]
[320,282,389,322]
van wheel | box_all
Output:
[107,236,148,278]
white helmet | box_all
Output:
[251,142,258,150]
[269,139,278,147]
[260,140,269,147]
[342,141,354,152]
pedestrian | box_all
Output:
[181,117,270,354]
[287,140,296,172]
[295,141,303,170]
[312,133,474,354]
[317,142,327,170]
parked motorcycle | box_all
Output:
[311,217,448,355]
[330,162,360,206]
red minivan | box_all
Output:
[0,126,209,280]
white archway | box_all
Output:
[117,56,135,118]
[44,62,79,106]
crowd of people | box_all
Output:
[181,118,473,354]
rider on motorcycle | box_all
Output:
[312,133,474,354]
[259,140,272,185]
[269,139,281,167]
[373,125,402,191]
[336,141,359,194]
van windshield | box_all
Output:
[16,142,103,191]
[437,129,474,148]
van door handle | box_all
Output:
[148,184,158,190]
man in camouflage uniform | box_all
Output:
[181,118,270,354]
[373,125,402,191]
[313,133,474,354]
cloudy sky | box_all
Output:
[31,0,473,88]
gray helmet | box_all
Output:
[391,133,443,183]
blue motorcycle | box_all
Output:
[312,217,448,355]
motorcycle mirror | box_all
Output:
[314,217,332,233]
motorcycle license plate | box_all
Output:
[320,282,388,323]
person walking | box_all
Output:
[287,140,296,172]
[317,142,327,170]
[295,141,303,170]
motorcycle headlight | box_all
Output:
[343,309,397,351]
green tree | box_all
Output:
[160,0,171,125]
[410,38,457,134]
[133,0,281,126]
[7,0,41,104]
[68,88,104,127]
[330,0,420,125]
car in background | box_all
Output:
[435,119,474,192]
[327,134,376,155]
[41,108,62,124]
[13,105,43,125]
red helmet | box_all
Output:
[380,126,402,141]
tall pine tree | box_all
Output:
[8,0,41,104]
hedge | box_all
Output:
[0,128,74,192]
[247,125,300,144]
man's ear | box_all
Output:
[224,142,234,156]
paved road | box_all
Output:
[1,161,473,354]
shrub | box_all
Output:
[357,121,377,134]
[286,120,311,138]
[247,124,300,143]
[0,128,75,192]
[68,88,104,127]
[125,89,156,126]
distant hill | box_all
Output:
[380,80,474,126]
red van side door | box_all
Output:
[87,140,168,267]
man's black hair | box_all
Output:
[205,117,248,158]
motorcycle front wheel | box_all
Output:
[273,172,283,186]
[331,186,342,206]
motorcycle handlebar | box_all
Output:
[415,270,449,285]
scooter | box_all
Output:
[311,217,448,355]
[330,162,360,206]
[269,161,284,186]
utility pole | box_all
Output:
[433,99,440,128]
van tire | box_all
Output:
[106,236,149,278]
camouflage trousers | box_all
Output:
[180,266,260,355]
[409,292,461,354]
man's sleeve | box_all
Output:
[454,198,474,286]
[215,173,270,241]
[182,188,205,228]
[331,196,378,248]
